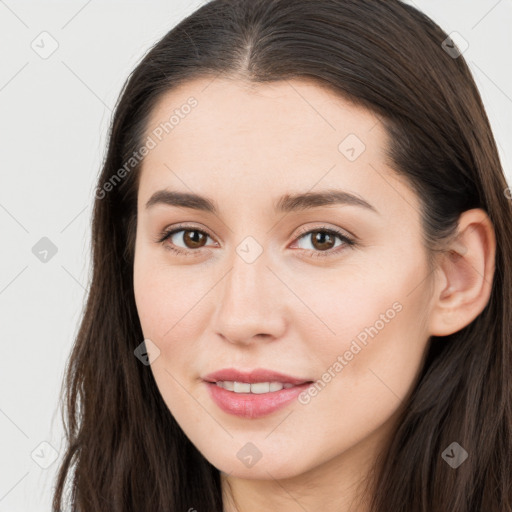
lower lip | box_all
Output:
[204,381,312,419]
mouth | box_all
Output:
[202,368,314,418]
[211,380,304,393]
[202,367,312,386]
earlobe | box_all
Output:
[428,208,496,337]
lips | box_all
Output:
[202,368,314,419]
[202,368,312,386]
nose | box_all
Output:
[211,250,288,347]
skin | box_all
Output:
[132,77,496,512]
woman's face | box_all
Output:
[133,77,436,482]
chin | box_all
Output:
[208,449,310,481]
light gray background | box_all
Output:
[1,1,511,510]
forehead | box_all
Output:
[137,76,417,219]
[144,76,381,152]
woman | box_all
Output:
[52,0,512,510]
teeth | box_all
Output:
[233,381,251,393]
[270,382,284,392]
[250,382,270,394]
[215,381,297,394]
[223,381,234,391]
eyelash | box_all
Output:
[156,223,356,259]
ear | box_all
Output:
[428,208,496,336]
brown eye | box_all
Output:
[177,229,208,249]
[157,226,215,256]
[292,226,355,259]
[309,230,337,251]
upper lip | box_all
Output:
[202,368,313,386]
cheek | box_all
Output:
[133,258,209,418]
[133,253,209,341]
[289,266,404,359]
[133,262,167,341]
[290,281,429,465]
[300,255,431,396]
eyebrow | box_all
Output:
[145,189,379,215]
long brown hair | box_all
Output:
[52,0,512,510]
